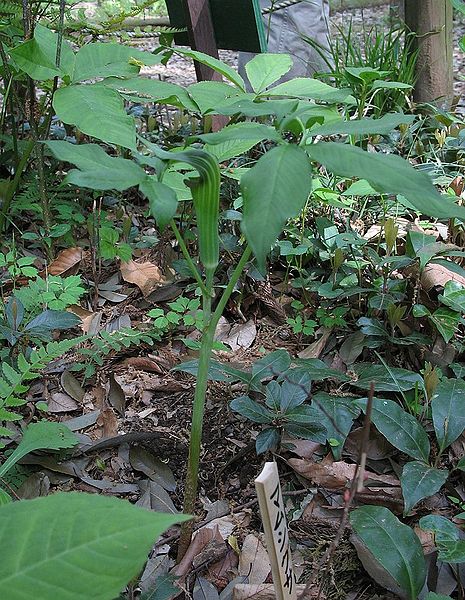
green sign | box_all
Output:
[165,0,267,53]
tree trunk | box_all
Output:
[405,0,453,105]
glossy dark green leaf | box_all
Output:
[312,392,360,460]
[251,350,291,386]
[284,405,327,442]
[400,461,448,515]
[429,307,460,343]
[352,363,424,393]
[356,398,430,462]
[280,370,312,411]
[291,360,350,382]
[230,396,274,424]
[25,310,80,333]
[432,378,465,452]
[255,427,280,454]
[419,515,459,543]
[264,381,282,411]
[350,506,426,600]
[241,145,311,271]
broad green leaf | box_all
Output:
[425,594,453,600]
[255,427,280,454]
[25,309,81,333]
[291,360,350,382]
[432,378,465,452]
[352,363,424,393]
[245,53,293,93]
[188,81,242,113]
[266,78,354,104]
[280,370,312,411]
[420,515,459,543]
[10,24,75,80]
[230,396,274,424]
[53,85,136,149]
[73,43,162,82]
[440,280,465,313]
[356,398,430,462]
[430,307,460,343]
[308,142,465,221]
[106,78,196,111]
[206,139,261,162]
[350,506,426,600]
[308,113,415,137]
[173,48,246,90]
[265,380,282,411]
[141,177,178,230]
[45,141,146,191]
[312,392,360,460]
[197,122,281,145]
[434,541,465,563]
[0,421,79,478]
[251,350,291,387]
[450,0,465,14]
[241,145,311,271]
[400,461,448,515]
[371,80,413,90]
[0,492,189,600]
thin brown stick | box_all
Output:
[298,382,375,600]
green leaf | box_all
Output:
[45,141,146,191]
[312,392,360,460]
[251,350,291,388]
[73,42,162,82]
[255,427,280,454]
[230,396,274,424]
[106,78,196,111]
[197,122,281,145]
[266,78,354,104]
[25,309,81,333]
[450,0,465,14]
[0,421,79,478]
[350,506,426,600]
[400,461,448,515]
[308,113,415,137]
[187,81,241,113]
[173,48,245,90]
[432,378,465,452]
[308,142,465,221]
[352,363,424,393]
[356,398,430,462]
[440,281,465,313]
[425,594,454,600]
[10,24,74,80]
[0,492,189,600]
[53,85,136,149]
[141,177,178,230]
[420,515,459,543]
[280,370,312,411]
[241,145,311,271]
[245,53,293,93]
[291,360,350,382]
[284,405,327,442]
[429,307,460,343]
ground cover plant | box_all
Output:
[1,0,465,598]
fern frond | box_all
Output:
[0,337,86,420]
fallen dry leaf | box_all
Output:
[421,262,465,291]
[120,259,164,297]
[289,458,400,492]
[47,392,79,413]
[297,328,332,359]
[122,357,164,373]
[174,524,224,578]
[239,534,270,585]
[46,247,83,276]
[221,320,257,351]
[96,407,118,438]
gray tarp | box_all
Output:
[238,0,332,83]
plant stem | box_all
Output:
[177,245,252,559]
[170,219,210,297]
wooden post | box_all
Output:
[405,0,453,105]
[182,0,221,82]
[254,462,297,600]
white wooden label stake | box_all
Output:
[255,461,297,600]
